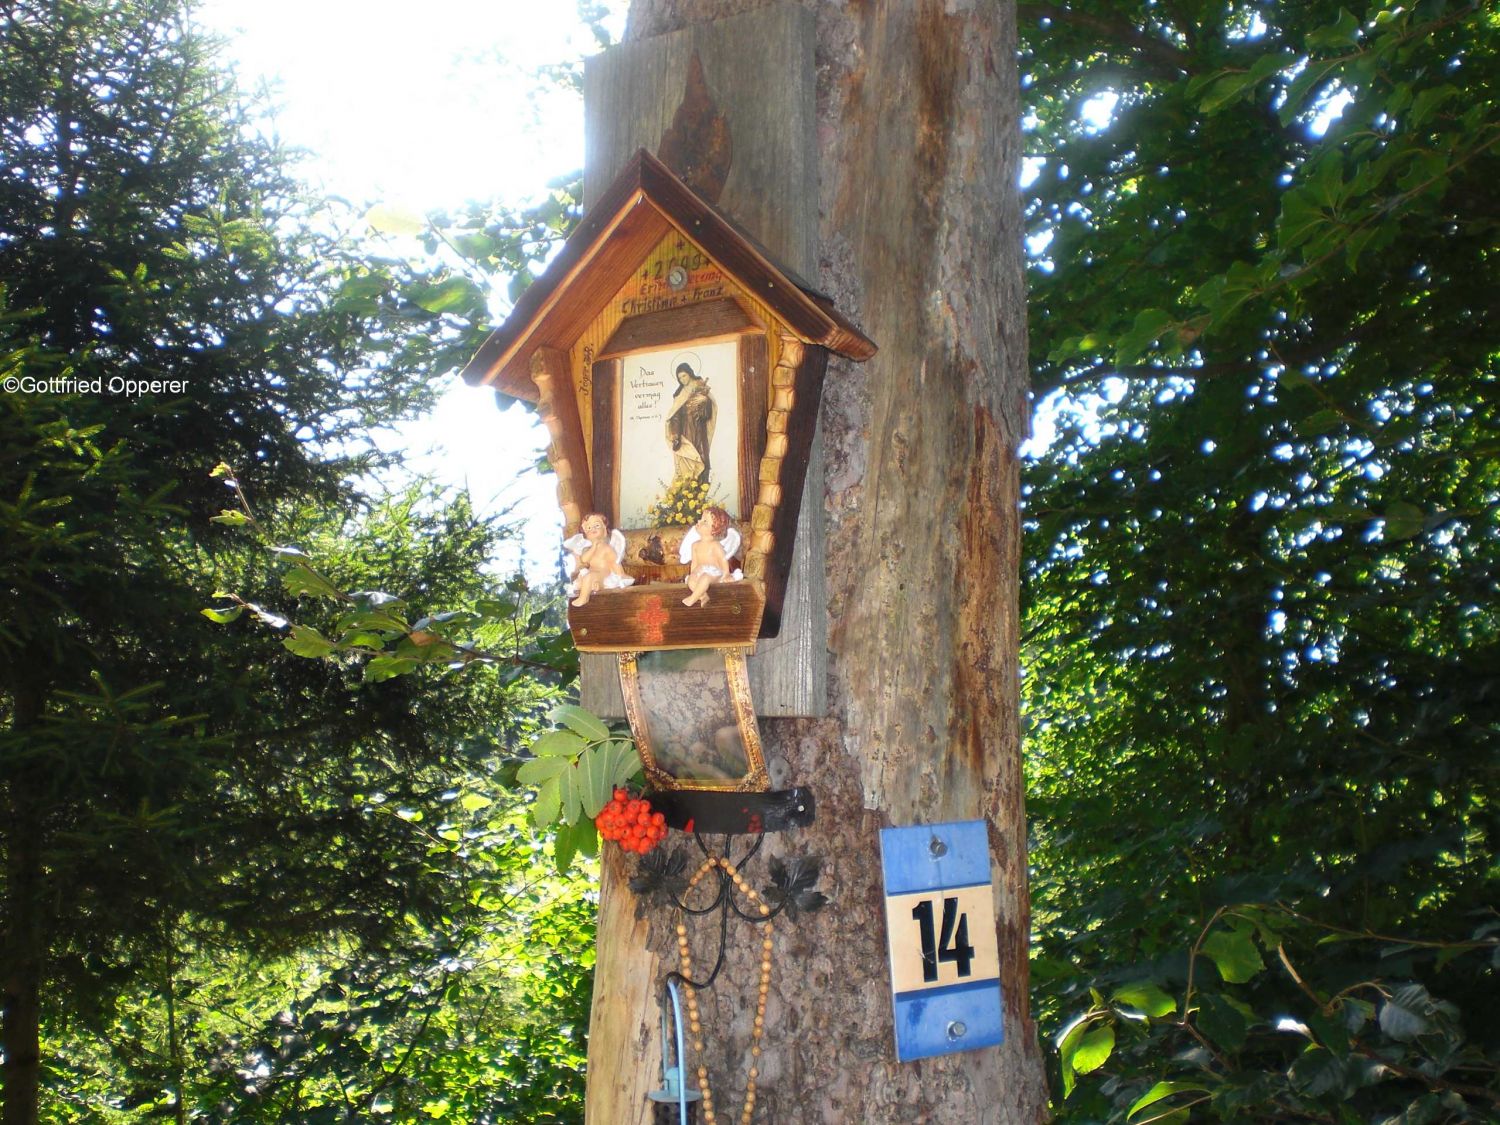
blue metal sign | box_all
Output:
[879,820,1004,1062]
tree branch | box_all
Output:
[1017,2,1199,76]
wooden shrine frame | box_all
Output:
[460,150,873,648]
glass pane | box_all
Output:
[632,649,751,782]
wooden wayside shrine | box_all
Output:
[460,148,875,652]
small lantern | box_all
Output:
[460,149,874,815]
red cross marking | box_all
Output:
[636,595,670,645]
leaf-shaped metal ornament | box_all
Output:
[763,856,829,922]
[630,846,690,908]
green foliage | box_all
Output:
[1021,0,1498,1120]
[521,706,642,831]
[43,803,593,1122]
[1046,906,1498,1122]
[0,0,594,1118]
[208,471,642,874]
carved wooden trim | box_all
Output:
[744,333,802,578]
[569,580,765,652]
[531,347,590,537]
[458,149,875,397]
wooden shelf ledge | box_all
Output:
[568,579,765,652]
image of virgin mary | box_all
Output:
[664,354,716,485]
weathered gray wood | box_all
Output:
[579,2,825,720]
[584,5,815,270]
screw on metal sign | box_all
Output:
[879,820,1004,1062]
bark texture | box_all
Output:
[591,1,1044,1121]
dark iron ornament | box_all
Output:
[632,834,828,986]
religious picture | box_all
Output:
[665,358,715,484]
[617,340,739,528]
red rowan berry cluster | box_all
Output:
[596,788,668,853]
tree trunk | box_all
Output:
[587,1,1044,1121]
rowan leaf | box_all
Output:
[517,756,570,784]
[550,703,610,743]
[531,729,587,758]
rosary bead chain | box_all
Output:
[673,854,775,1125]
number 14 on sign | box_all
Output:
[883,882,998,994]
[879,821,1004,1061]
[911,895,976,981]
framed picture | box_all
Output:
[618,647,768,792]
[591,299,768,534]
[617,339,740,527]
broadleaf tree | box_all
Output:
[1018,0,1498,1119]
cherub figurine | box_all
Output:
[563,513,634,607]
[679,505,742,607]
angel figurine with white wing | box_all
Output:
[564,513,634,607]
[680,506,742,607]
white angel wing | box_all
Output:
[609,528,627,558]
[562,532,589,557]
[678,526,701,564]
[722,526,741,559]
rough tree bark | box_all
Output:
[586,1,1044,1121]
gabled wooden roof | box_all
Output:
[459,149,876,399]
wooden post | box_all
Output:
[585,1,1047,1121]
